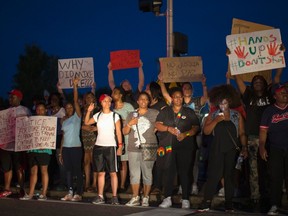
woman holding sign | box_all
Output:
[20,103,51,201]
[59,77,83,202]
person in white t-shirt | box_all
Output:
[85,94,123,205]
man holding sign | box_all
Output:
[227,41,285,211]
[0,89,31,198]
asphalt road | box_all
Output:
[1,197,288,216]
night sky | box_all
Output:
[1,0,287,100]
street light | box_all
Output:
[139,0,173,57]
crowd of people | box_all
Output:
[0,59,288,216]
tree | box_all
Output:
[13,45,59,107]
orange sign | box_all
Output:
[110,50,140,70]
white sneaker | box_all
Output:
[141,196,149,207]
[159,196,172,208]
[191,184,198,195]
[177,186,182,195]
[126,196,140,206]
[218,187,224,197]
[267,205,278,215]
[181,199,190,209]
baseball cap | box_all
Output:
[271,83,285,95]
[99,94,112,103]
[8,89,23,100]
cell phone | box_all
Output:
[132,111,139,118]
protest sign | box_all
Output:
[159,56,203,83]
[0,108,16,150]
[110,50,140,70]
[58,57,94,89]
[226,29,285,76]
[227,18,275,82]
[15,116,57,152]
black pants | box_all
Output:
[204,148,237,206]
[269,146,288,207]
[62,147,83,195]
[162,147,195,200]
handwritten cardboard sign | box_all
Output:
[15,116,57,152]
[110,50,140,70]
[0,108,16,150]
[227,18,275,82]
[226,29,285,76]
[58,57,94,89]
[159,56,203,83]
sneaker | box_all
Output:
[0,190,12,198]
[92,195,105,204]
[177,186,182,195]
[181,199,190,209]
[159,196,172,208]
[191,184,198,195]
[111,196,119,205]
[218,187,224,197]
[61,193,73,201]
[198,200,211,212]
[37,194,47,201]
[141,196,149,207]
[126,196,140,206]
[20,194,33,200]
[71,194,82,202]
[267,205,278,215]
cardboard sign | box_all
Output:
[0,108,16,150]
[159,56,203,83]
[110,50,140,70]
[228,18,275,82]
[227,29,285,76]
[58,57,94,89]
[15,116,57,152]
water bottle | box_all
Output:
[235,155,244,170]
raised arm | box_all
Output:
[108,62,115,90]
[84,103,96,125]
[57,81,66,103]
[73,77,81,118]
[158,73,172,104]
[138,60,144,92]
[234,74,246,95]
[91,81,96,95]
[273,43,285,84]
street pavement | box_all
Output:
[1,188,288,216]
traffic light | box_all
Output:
[139,0,163,14]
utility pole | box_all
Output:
[166,0,173,57]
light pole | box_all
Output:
[166,0,173,57]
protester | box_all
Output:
[111,87,134,193]
[227,44,285,210]
[123,92,159,207]
[108,60,144,108]
[47,91,66,190]
[0,89,31,198]
[158,75,208,195]
[20,103,51,201]
[259,83,288,215]
[145,81,167,111]
[155,87,200,209]
[84,94,123,205]
[59,77,83,202]
[81,91,99,192]
[199,84,247,212]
